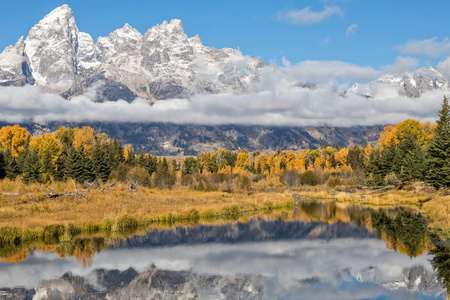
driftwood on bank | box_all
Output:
[363,185,396,194]
[45,179,88,199]
[82,180,100,189]
[126,180,139,191]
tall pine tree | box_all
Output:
[109,137,125,171]
[426,96,450,188]
[392,134,425,183]
[21,150,42,184]
[79,146,95,183]
[53,153,66,181]
[64,146,84,183]
[0,150,6,179]
[92,141,110,182]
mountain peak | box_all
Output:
[155,19,184,34]
[110,23,142,40]
[170,19,182,27]
[41,4,74,24]
[15,36,25,48]
[0,5,267,101]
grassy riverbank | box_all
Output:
[0,179,294,230]
[0,178,448,241]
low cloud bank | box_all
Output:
[0,82,445,127]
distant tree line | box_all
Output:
[0,97,449,190]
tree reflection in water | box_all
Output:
[429,237,450,294]
[0,199,448,296]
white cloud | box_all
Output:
[346,24,358,35]
[277,6,343,25]
[0,78,445,127]
[281,56,291,67]
[0,238,442,299]
[280,60,380,84]
[381,56,419,75]
[397,37,450,57]
[436,56,450,78]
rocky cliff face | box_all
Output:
[0,5,267,102]
[1,4,448,104]
[0,37,34,87]
[14,122,384,155]
[3,264,446,299]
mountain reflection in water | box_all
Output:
[0,200,448,299]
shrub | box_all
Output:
[109,163,128,182]
[385,172,400,186]
[126,166,151,187]
[300,170,321,186]
[237,174,251,190]
[327,176,341,187]
[116,215,138,233]
[282,170,300,188]
[43,225,65,244]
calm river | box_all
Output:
[0,200,449,299]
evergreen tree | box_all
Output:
[64,146,84,183]
[17,136,30,174]
[329,153,337,169]
[21,150,42,184]
[79,147,95,183]
[109,137,125,170]
[379,143,396,179]
[366,148,383,186]
[153,157,176,189]
[41,149,55,175]
[125,147,137,166]
[53,154,66,181]
[92,142,110,182]
[181,157,197,176]
[392,135,425,182]
[137,150,146,167]
[347,145,365,170]
[142,154,157,176]
[4,149,18,180]
[426,96,450,188]
[0,150,6,179]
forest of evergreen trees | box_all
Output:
[0,97,449,190]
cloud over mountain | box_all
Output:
[1,5,450,127]
[0,82,445,127]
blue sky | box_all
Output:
[1,0,449,70]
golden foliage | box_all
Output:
[73,126,96,153]
[0,125,30,159]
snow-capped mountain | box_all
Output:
[348,66,449,98]
[2,4,449,103]
[0,5,268,102]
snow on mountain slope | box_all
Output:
[348,66,449,98]
[24,4,79,93]
[0,36,34,86]
[1,4,449,103]
[0,5,268,102]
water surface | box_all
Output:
[0,200,448,299]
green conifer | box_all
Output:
[64,146,84,183]
[366,149,383,186]
[21,150,42,184]
[426,96,450,188]
[0,150,6,179]
[392,135,425,183]
[53,154,66,181]
[79,147,95,183]
[92,142,110,182]
[109,137,125,170]
[4,149,19,180]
